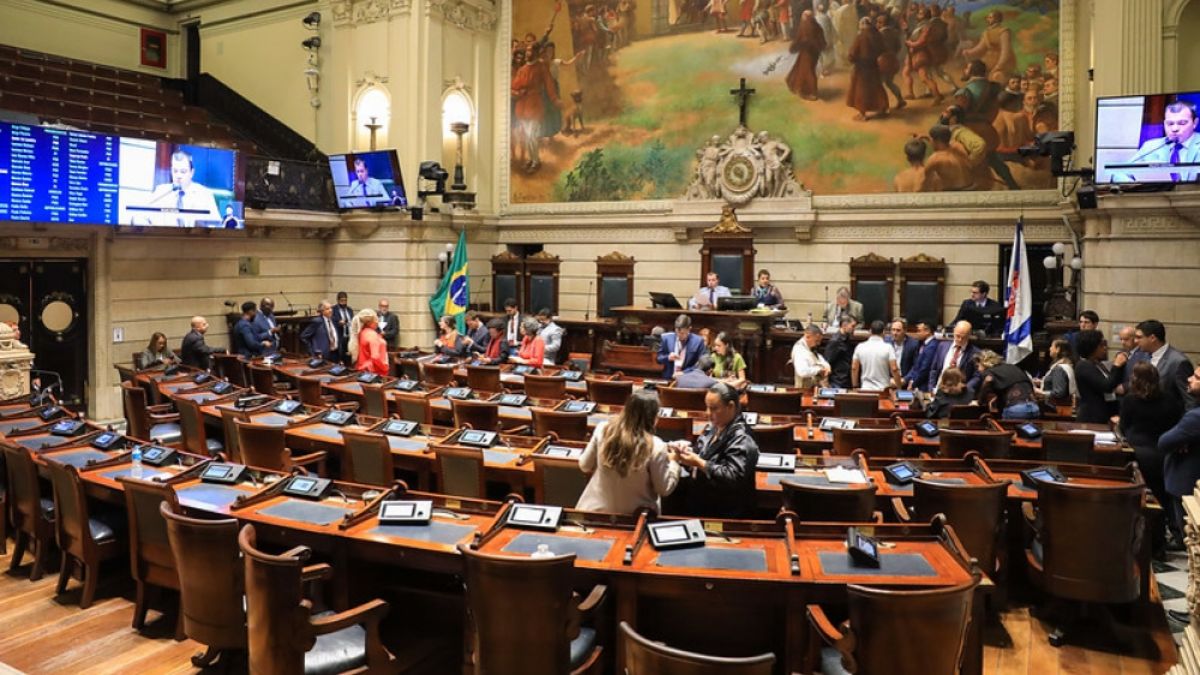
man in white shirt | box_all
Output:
[1137,319,1195,408]
[688,272,732,310]
[852,320,900,391]
[536,308,565,365]
[791,323,831,388]
[139,150,221,227]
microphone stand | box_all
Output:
[584,280,593,321]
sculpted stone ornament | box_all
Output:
[684,126,803,206]
[0,322,34,400]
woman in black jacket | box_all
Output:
[1073,329,1127,424]
[1120,361,1185,552]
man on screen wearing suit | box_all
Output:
[902,322,939,391]
[658,315,708,380]
[300,301,340,362]
[345,158,388,206]
[1124,100,1200,183]
[927,321,982,394]
[951,280,1004,336]
[139,150,221,227]
[885,319,920,379]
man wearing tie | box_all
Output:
[332,291,354,365]
[300,301,340,361]
[927,320,983,393]
[1125,100,1200,183]
[689,272,732,310]
[251,297,280,353]
[503,298,523,357]
[345,158,387,205]
[902,322,939,391]
[376,298,399,348]
[951,280,1004,336]
[657,315,708,379]
[139,150,221,227]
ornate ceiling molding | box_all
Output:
[427,0,497,33]
[331,0,413,27]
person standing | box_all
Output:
[1120,362,1185,555]
[975,350,1039,420]
[577,389,680,514]
[536,308,565,366]
[349,309,389,376]
[902,322,938,391]
[233,302,270,359]
[851,320,900,391]
[251,297,280,353]
[181,316,217,371]
[332,292,355,365]
[1074,329,1128,424]
[669,383,760,519]
[791,323,830,388]
[1161,366,1200,556]
[1137,319,1195,409]
[300,301,339,361]
[927,320,981,394]
[502,298,524,358]
[823,316,857,388]
[376,299,400,349]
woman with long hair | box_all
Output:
[710,332,747,389]
[510,318,545,366]
[1120,361,1185,554]
[577,389,679,514]
[349,309,389,376]
[926,367,974,419]
[975,349,1039,419]
[140,332,176,368]
[1035,339,1076,406]
[434,315,471,358]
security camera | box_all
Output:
[301,36,321,50]
[302,11,321,29]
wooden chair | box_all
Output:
[3,444,55,580]
[525,373,568,400]
[422,362,457,386]
[752,424,796,454]
[897,478,1010,578]
[219,407,249,463]
[655,415,696,445]
[360,382,390,418]
[532,408,590,442]
[161,502,247,668]
[659,385,709,412]
[43,459,123,608]
[213,353,248,388]
[938,428,1013,460]
[532,453,590,508]
[176,396,223,456]
[297,376,335,407]
[1042,430,1093,464]
[436,445,487,498]
[832,393,880,418]
[948,403,985,420]
[831,427,903,457]
[459,544,606,675]
[566,352,593,373]
[586,377,633,406]
[234,419,327,475]
[396,392,433,426]
[466,365,503,393]
[340,429,395,487]
[620,621,775,675]
[1024,481,1145,646]
[745,389,804,415]
[118,476,183,637]
[248,363,293,397]
[780,480,878,522]
[807,576,979,674]
[453,399,502,433]
[121,380,182,445]
[239,524,395,674]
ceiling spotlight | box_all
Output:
[301,36,321,50]
[302,11,321,28]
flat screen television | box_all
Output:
[1095,92,1200,185]
[0,122,244,228]
[329,149,407,209]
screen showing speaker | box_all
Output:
[328,149,407,209]
[1095,92,1200,185]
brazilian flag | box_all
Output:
[429,229,469,331]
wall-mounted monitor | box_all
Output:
[1095,92,1200,185]
[0,122,244,228]
[329,149,407,209]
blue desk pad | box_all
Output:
[655,546,768,572]
[370,520,477,546]
[502,532,616,562]
[17,435,72,450]
[177,483,247,509]
[0,418,43,435]
[258,500,352,526]
[100,467,171,481]
[47,449,111,467]
[817,550,937,577]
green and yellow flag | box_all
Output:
[428,229,469,331]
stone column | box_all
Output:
[0,323,34,400]
[1091,0,1165,96]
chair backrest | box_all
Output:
[435,445,486,498]
[422,362,457,385]
[780,480,877,522]
[658,386,709,412]
[938,428,1013,460]
[531,408,590,441]
[655,415,696,445]
[248,363,277,396]
[238,524,309,674]
[43,459,96,559]
[751,424,795,454]
[524,374,567,400]
[948,403,985,420]
[453,399,501,433]
[532,453,591,507]
[1042,430,1093,464]
[745,389,804,415]
[3,444,47,538]
[219,408,249,462]
[466,365,502,393]
[176,397,213,456]
[296,377,326,406]
[398,357,422,381]
[214,354,247,387]
[566,352,592,372]
[234,419,292,471]
[842,578,978,675]
[912,479,1009,574]
[620,621,775,675]
[161,502,246,650]
[396,393,433,425]
[1035,480,1145,603]
[361,382,390,418]
[340,429,395,487]
[586,377,633,406]
[120,476,181,590]
[121,381,151,440]
[833,393,880,418]
[459,544,579,675]
[831,427,903,457]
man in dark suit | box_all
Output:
[951,280,1004,336]
[1160,366,1200,555]
[376,298,399,348]
[251,297,280,353]
[464,311,490,356]
[657,314,707,379]
[823,316,857,388]
[181,315,218,370]
[332,291,354,365]
[1139,319,1196,409]
[927,320,982,393]
[233,302,270,359]
[885,319,920,378]
[502,298,525,359]
[902,322,938,391]
[300,301,340,361]
[1064,309,1099,353]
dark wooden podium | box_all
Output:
[610,306,783,381]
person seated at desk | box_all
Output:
[434,315,473,359]
[750,269,784,309]
[823,316,857,389]
[510,319,545,366]
[233,301,271,359]
[300,301,339,361]
[478,319,509,365]
[925,367,974,419]
[668,383,760,519]
[657,315,708,379]
[675,355,719,389]
[951,280,1004,336]
[711,332,747,389]
[181,316,217,371]
[1034,339,1076,406]
[576,389,681,514]
[791,323,831,388]
[140,332,176,369]
[823,286,863,327]
[688,272,732,310]
[536,308,565,366]
[350,309,389,377]
[464,311,489,355]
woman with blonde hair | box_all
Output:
[349,309,389,376]
[576,389,680,514]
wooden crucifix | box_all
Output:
[730,77,756,128]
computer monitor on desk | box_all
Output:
[717,295,758,311]
[960,304,1004,336]
[649,292,683,309]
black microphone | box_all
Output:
[472,277,487,308]
[279,290,296,311]
[584,280,593,321]
[223,300,236,309]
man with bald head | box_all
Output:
[181,316,218,370]
[927,320,982,393]
[252,297,280,353]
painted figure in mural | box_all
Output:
[786,10,825,101]
[846,17,888,121]
[961,10,1016,84]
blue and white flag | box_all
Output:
[1004,218,1033,363]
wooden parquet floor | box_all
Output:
[0,548,1179,674]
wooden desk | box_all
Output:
[611,306,782,382]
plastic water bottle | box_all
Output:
[530,543,554,559]
[130,445,143,479]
